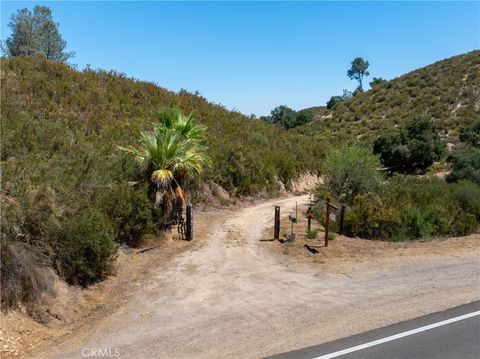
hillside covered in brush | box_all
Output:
[2,57,324,197]
[1,57,324,307]
[295,51,480,144]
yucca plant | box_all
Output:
[120,110,211,219]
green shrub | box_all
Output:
[306,227,320,239]
[55,209,118,287]
[447,207,477,236]
[344,176,479,241]
[380,175,448,209]
[344,193,401,240]
[450,180,480,220]
[447,149,480,184]
[322,145,383,204]
[0,182,62,246]
[398,207,434,239]
[459,121,480,148]
[99,183,154,247]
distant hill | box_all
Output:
[295,50,480,145]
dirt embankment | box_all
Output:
[0,229,206,358]
[2,194,479,359]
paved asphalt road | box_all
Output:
[268,301,480,359]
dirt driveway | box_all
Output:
[31,194,479,358]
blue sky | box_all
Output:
[1,1,479,116]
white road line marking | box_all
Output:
[313,310,480,359]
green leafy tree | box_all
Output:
[294,109,314,127]
[264,106,313,129]
[447,149,480,185]
[326,95,342,109]
[369,77,387,88]
[5,8,35,57]
[447,122,480,184]
[326,89,353,109]
[268,105,297,128]
[5,6,73,61]
[347,57,370,92]
[373,117,446,172]
[321,145,383,205]
[459,121,480,148]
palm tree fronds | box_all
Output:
[118,145,146,163]
[155,108,207,142]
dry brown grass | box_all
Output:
[1,242,55,318]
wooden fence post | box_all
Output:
[274,206,280,240]
[306,206,314,233]
[186,204,193,241]
[339,204,345,235]
[324,198,330,247]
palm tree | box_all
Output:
[153,108,209,194]
[120,110,210,216]
[154,108,207,142]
